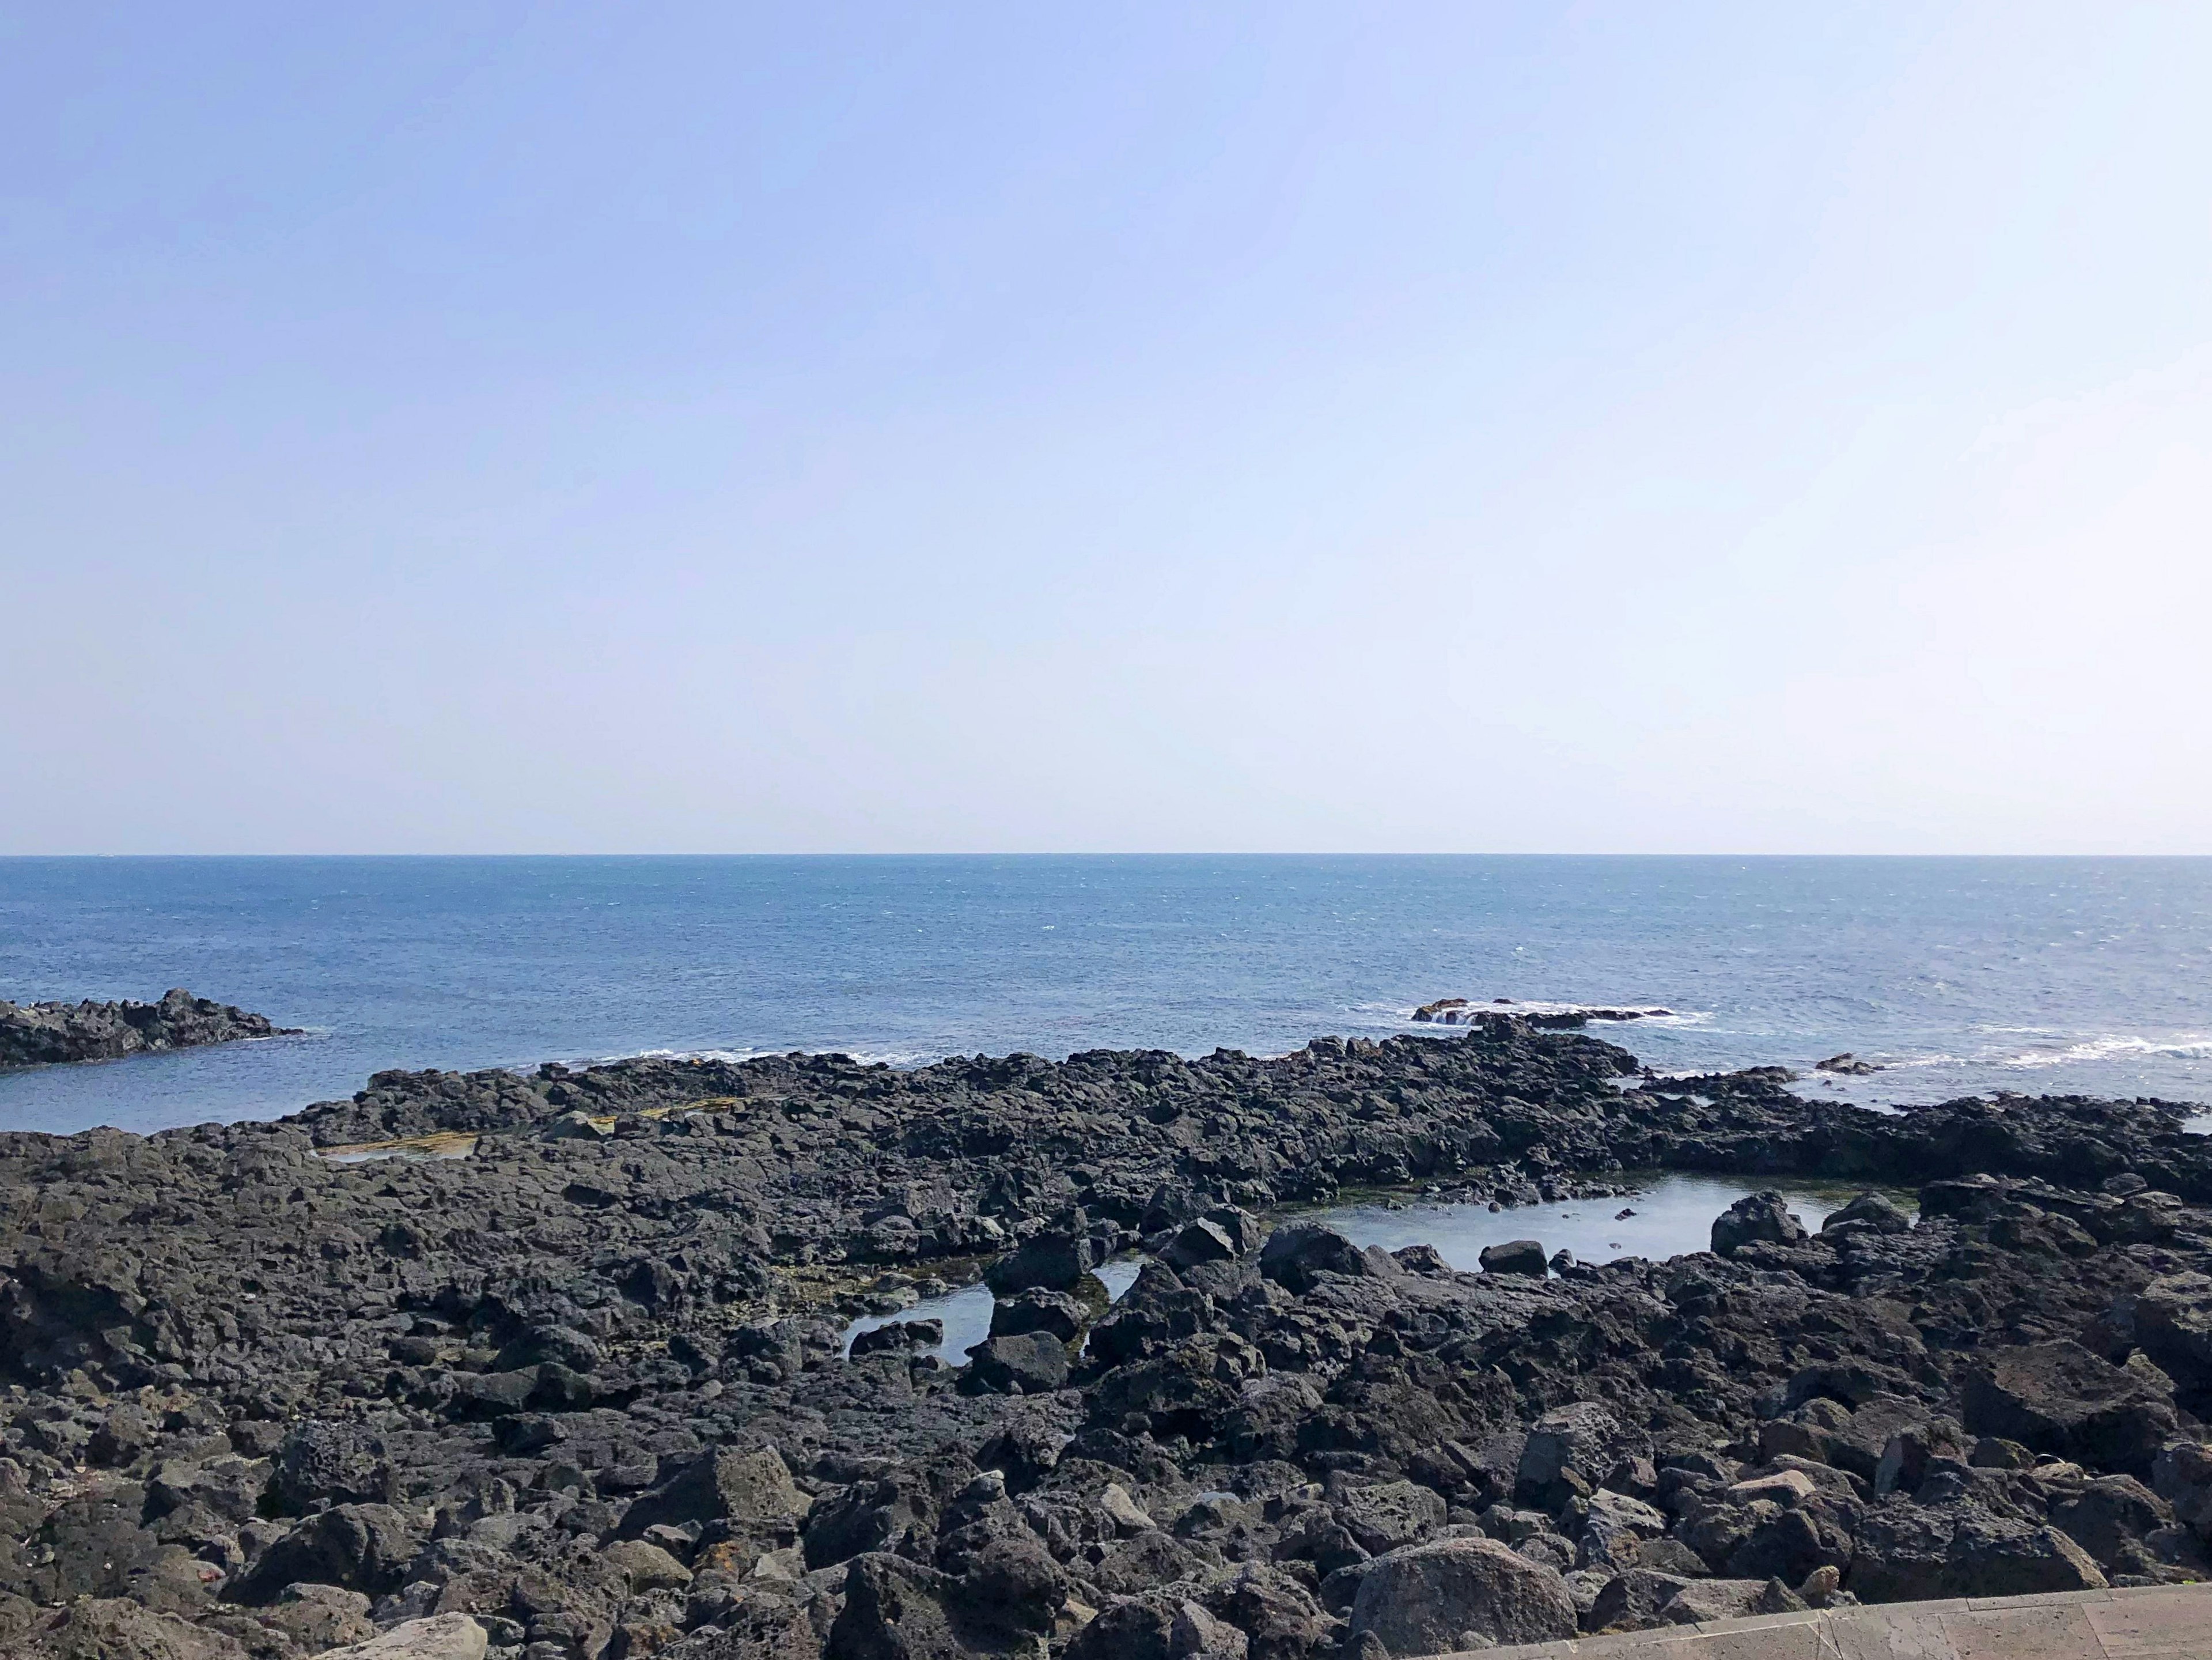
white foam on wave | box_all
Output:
[1998,1034,2212,1069]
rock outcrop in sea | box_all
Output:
[2,1015,2210,1659]
[0,988,298,1069]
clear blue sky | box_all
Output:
[5,4,2208,853]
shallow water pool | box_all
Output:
[840,1257,1146,1363]
[838,1176,1899,1363]
[1308,1172,1897,1271]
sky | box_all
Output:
[3,3,2209,855]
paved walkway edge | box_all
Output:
[1421,1580,2212,1659]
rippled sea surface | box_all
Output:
[2,856,2207,1135]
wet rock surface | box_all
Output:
[1,989,298,1069]
[2,1018,2211,1658]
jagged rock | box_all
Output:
[1962,1341,2178,1476]
[1100,1483,1155,1535]
[1820,1192,1912,1237]
[1660,1577,1804,1623]
[1847,1500,2108,1601]
[2048,1474,2173,1571]
[0,989,296,1069]
[1065,1596,1177,1660]
[620,1447,809,1538]
[1164,1220,1239,1271]
[1518,1404,1643,1506]
[603,1538,694,1592]
[1710,1193,1807,1256]
[1347,1537,1578,1653]
[2153,1438,2212,1538]
[321,1614,489,1658]
[7,1021,2212,1651]
[967,1332,1069,1395]
[1576,1489,1668,1571]
[1335,1481,1446,1556]
[9,1596,251,1659]
[851,1319,944,1358]
[986,1225,1093,1295]
[2133,1273,2212,1388]
[1202,1565,1329,1660]
[1478,1239,1547,1277]
[256,1583,377,1650]
[1259,1226,1371,1294]
[988,1292,1085,1344]
[229,1503,422,1604]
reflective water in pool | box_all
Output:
[1305,1171,1900,1271]
[836,1176,1895,1362]
[841,1257,1145,1363]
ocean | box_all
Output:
[2,854,2207,1137]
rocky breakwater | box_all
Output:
[1,1017,2211,1659]
[0,989,298,1069]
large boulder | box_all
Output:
[829,1553,962,1660]
[804,1466,953,1571]
[1517,1402,1644,1506]
[1962,1341,2177,1476]
[1334,1481,1446,1556]
[1065,1596,1177,1660]
[1162,1219,1240,1272]
[967,1332,1069,1396]
[268,1423,382,1515]
[321,1617,489,1659]
[957,1536,1069,1639]
[831,1545,1062,1660]
[1658,1579,1803,1624]
[1711,1193,1807,1257]
[986,1226,1093,1295]
[2153,1438,2212,1539]
[1259,1226,1370,1294]
[851,1319,944,1359]
[988,1291,1086,1344]
[1847,1500,2107,1602]
[1203,1564,1331,1660]
[9,1597,253,1660]
[1575,1489,1668,1571]
[2133,1273,2212,1389]
[1585,1570,1691,1633]
[2048,1474,2175,1572]
[619,1446,809,1539]
[1477,1240,1547,1277]
[1346,1537,1577,1654]
[1088,1262,1214,1366]
[230,1504,422,1604]
[1819,1192,1912,1238]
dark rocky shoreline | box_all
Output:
[3,1016,2212,1658]
[0,989,298,1070]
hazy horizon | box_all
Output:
[6,5,2210,856]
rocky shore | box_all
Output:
[3,1016,2212,1660]
[0,989,297,1069]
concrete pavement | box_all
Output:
[1421,1582,2212,1658]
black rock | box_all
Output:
[0,988,297,1068]
[967,1332,1070,1395]
[1711,1192,1808,1256]
[1479,1239,1548,1277]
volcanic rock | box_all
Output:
[0,989,296,1068]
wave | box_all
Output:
[1997,1034,2212,1069]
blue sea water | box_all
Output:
[1,855,2208,1137]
